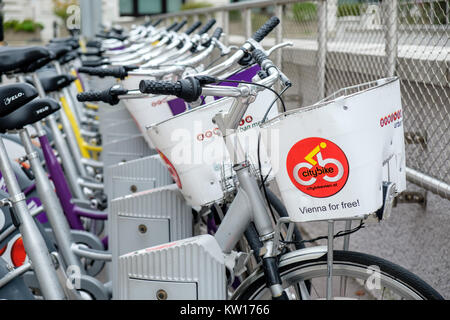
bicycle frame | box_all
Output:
[0,135,65,299]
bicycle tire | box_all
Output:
[234,250,444,300]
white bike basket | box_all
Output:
[146,90,278,207]
[262,77,406,222]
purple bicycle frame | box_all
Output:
[38,135,108,246]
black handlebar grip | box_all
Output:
[77,86,127,105]
[252,49,269,67]
[77,91,104,103]
[251,16,280,42]
[139,77,202,103]
[81,59,110,67]
[96,33,126,41]
[78,67,118,79]
[211,27,223,40]
[139,80,182,96]
[153,18,163,27]
[78,66,95,74]
[79,66,138,79]
[86,40,102,49]
[197,18,216,35]
[185,21,202,35]
[80,49,104,57]
[173,19,187,32]
[166,22,178,32]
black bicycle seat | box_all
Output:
[0,83,39,117]
[46,44,72,60]
[0,46,51,74]
[51,38,79,50]
[39,74,77,93]
[0,98,60,133]
[60,51,78,65]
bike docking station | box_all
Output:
[109,183,193,298]
[114,77,406,300]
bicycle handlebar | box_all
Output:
[138,76,216,102]
[81,59,110,67]
[212,27,223,40]
[78,65,138,79]
[185,21,202,35]
[152,19,163,27]
[197,19,216,35]
[77,86,128,105]
[166,22,178,32]
[251,16,280,43]
[173,19,187,32]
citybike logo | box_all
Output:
[157,149,182,189]
[196,115,254,141]
[3,92,24,106]
[286,137,349,198]
[380,109,402,127]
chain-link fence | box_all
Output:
[152,0,449,200]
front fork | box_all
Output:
[215,163,287,300]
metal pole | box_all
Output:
[245,8,252,38]
[80,0,102,39]
[406,167,450,201]
[317,0,327,100]
[384,0,398,77]
[222,10,229,46]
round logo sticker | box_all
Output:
[286,137,349,198]
[157,149,182,189]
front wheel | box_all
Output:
[234,250,443,300]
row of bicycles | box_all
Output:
[0,16,443,300]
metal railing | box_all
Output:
[148,0,449,201]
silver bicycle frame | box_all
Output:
[0,136,65,299]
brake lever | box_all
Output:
[250,40,293,87]
[267,41,294,57]
[213,38,231,56]
[195,33,211,52]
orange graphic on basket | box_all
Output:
[286,137,349,198]
[157,149,182,189]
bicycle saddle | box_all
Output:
[0,98,60,133]
[46,44,72,60]
[39,74,77,93]
[0,46,51,74]
[50,36,79,48]
[60,51,78,65]
[0,83,38,117]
